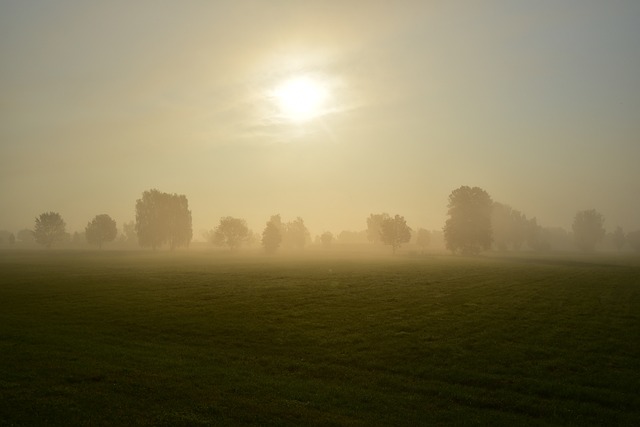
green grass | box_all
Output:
[1,250,639,425]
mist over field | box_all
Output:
[1,1,640,425]
[1,1,639,242]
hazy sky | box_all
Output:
[2,1,639,238]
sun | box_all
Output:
[272,75,327,122]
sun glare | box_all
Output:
[272,76,327,122]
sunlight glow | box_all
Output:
[272,76,327,122]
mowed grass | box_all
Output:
[1,250,639,426]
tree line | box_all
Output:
[2,186,640,254]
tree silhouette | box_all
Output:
[491,203,528,251]
[366,213,390,244]
[284,217,310,250]
[443,186,493,255]
[85,214,117,249]
[572,209,605,252]
[135,189,192,250]
[211,217,249,251]
[380,214,412,254]
[262,215,283,253]
[34,212,67,248]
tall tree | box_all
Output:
[443,186,493,255]
[85,214,117,249]
[34,212,67,248]
[284,217,310,250]
[262,214,283,254]
[572,209,605,252]
[380,214,412,254]
[366,213,390,244]
[211,217,249,251]
[135,189,192,250]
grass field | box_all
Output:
[1,250,639,426]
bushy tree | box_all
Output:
[262,214,283,253]
[380,214,412,254]
[415,228,431,253]
[611,226,626,251]
[34,212,67,248]
[443,186,493,255]
[284,217,310,250]
[366,213,390,244]
[572,209,605,252]
[135,189,192,250]
[211,217,249,251]
[85,214,117,249]
[320,231,333,248]
[491,203,528,251]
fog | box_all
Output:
[1,1,640,243]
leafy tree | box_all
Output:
[627,230,640,252]
[572,209,605,252]
[85,214,117,249]
[284,217,310,250]
[211,217,249,251]
[491,203,528,251]
[415,228,431,253]
[380,214,412,254]
[611,226,626,251]
[34,212,67,248]
[320,231,333,248]
[135,189,192,250]
[443,186,493,255]
[262,214,283,253]
[366,213,390,244]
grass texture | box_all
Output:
[1,250,639,425]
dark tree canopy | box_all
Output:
[34,212,67,248]
[211,216,249,251]
[366,213,390,244]
[379,214,412,254]
[85,214,117,249]
[135,189,192,250]
[262,214,283,253]
[443,186,493,255]
[572,209,605,252]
